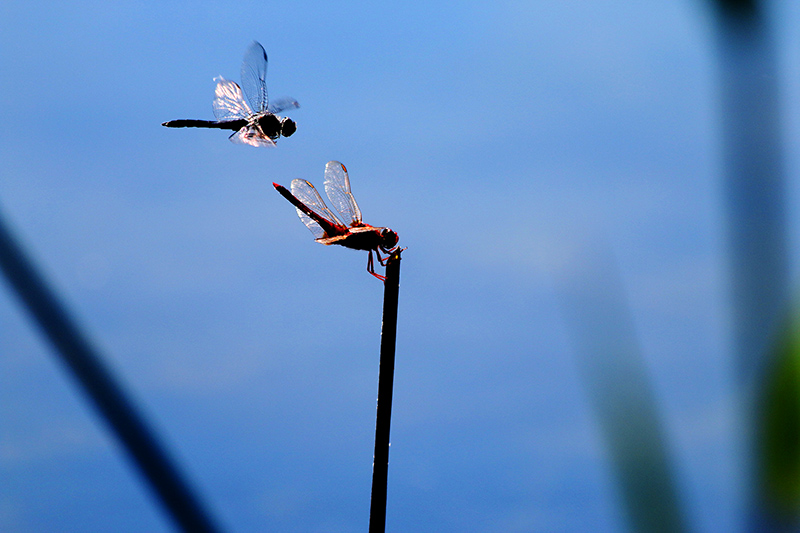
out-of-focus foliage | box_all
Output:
[757,313,800,522]
[711,0,758,19]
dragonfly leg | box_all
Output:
[375,248,388,266]
[367,250,386,281]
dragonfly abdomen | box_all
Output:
[272,183,344,237]
[161,119,247,131]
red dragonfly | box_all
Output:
[273,161,400,281]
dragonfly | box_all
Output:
[162,41,298,147]
[273,161,400,281]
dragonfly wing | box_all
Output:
[229,125,275,147]
[295,209,325,239]
[290,179,345,238]
[268,97,300,114]
[323,161,362,226]
[212,77,253,122]
[240,41,269,114]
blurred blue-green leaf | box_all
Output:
[758,315,800,523]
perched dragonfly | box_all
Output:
[273,161,400,281]
[162,41,298,147]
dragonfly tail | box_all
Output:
[162,119,239,130]
[273,183,340,236]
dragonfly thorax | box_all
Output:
[255,113,281,133]
[254,113,296,139]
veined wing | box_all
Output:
[324,161,362,226]
[229,125,275,147]
[240,41,268,114]
[212,77,253,121]
[268,97,300,115]
[290,179,345,239]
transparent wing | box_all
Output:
[240,41,268,114]
[268,97,300,114]
[291,179,345,238]
[324,161,362,226]
[212,77,252,121]
[229,125,276,147]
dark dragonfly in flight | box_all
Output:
[162,41,298,147]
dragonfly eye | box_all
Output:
[380,228,399,248]
[281,117,297,137]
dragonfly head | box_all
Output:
[280,117,297,137]
[379,228,399,251]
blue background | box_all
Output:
[1,1,799,531]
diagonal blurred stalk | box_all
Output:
[709,0,791,528]
[0,208,221,533]
[712,0,788,390]
[559,242,686,532]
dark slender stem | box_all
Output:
[368,250,402,533]
[0,210,221,533]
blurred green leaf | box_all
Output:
[758,316,800,521]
